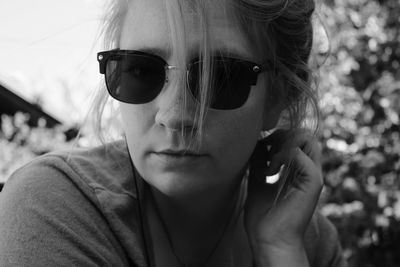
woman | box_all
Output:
[0,0,346,266]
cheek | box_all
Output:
[120,103,155,162]
[231,77,267,140]
[120,103,154,135]
[207,82,267,174]
[219,105,264,152]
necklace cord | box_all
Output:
[127,139,246,267]
[151,183,244,267]
[129,149,153,267]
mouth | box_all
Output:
[150,148,208,168]
[154,149,205,157]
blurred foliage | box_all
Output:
[318,0,400,266]
[0,113,76,184]
[0,0,399,266]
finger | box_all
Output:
[287,147,323,193]
[269,148,322,213]
[263,134,321,175]
[262,149,323,235]
[263,129,316,156]
[289,135,322,168]
[261,129,294,155]
[265,147,296,176]
[247,147,323,230]
[300,138,322,167]
[266,145,323,204]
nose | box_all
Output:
[154,79,196,132]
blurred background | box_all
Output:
[0,0,399,266]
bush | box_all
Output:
[0,112,76,184]
[1,1,399,266]
[318,0,400,266]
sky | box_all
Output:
[0,0,105,124]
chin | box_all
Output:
[147,172,213,199]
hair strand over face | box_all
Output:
[90,0,319,145]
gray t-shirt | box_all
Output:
[0,141,346,266]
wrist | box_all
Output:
[252,242,310,267]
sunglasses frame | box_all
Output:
[97,48,275,109]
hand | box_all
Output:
[244,129,324,266]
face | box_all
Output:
[119,0,277,198]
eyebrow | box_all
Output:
[136,47,172,60]
[215,46,254,61]
[133,45,253,62]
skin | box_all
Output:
[118,0,323,266]
[120,0,268,200]
[245,130,323,266]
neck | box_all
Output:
[151,179,240,233]
[149,176,243,265]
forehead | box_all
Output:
[119,0,253,60]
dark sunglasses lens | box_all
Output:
[105,55,165,104]
[189,59,253,110]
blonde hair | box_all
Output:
[89,0,318,146]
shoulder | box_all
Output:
[0,141,134,266]
[2,140,137,201]
[0,141,145,266]
[0,143,120,228]
[305,212,348,267]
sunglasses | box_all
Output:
[97,49,273,110]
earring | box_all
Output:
[249,138,271,184]
[250,138,282,185]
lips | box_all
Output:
[151,149,207,166]
[154,149,205,157]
